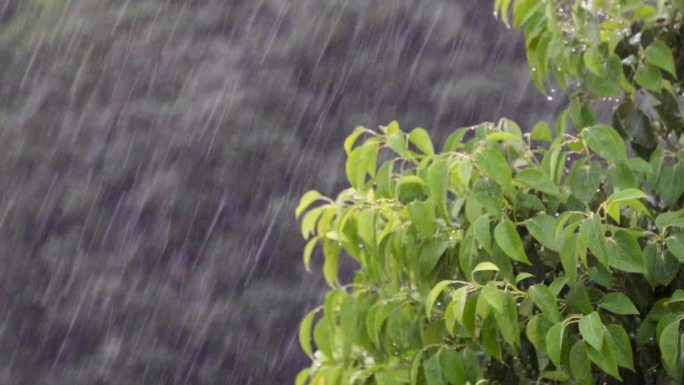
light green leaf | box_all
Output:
[472,215,492,252]
[299,309,317,358]
[344,126,365,155]
[428,159,449,209]
[408,200,435,238]
[546,321,566,368]
[409,128,434,155]
[606,188,647,203]
[531,121,553,141]
[296,190,322,218]
[667,230,684,262]
[645,39,676,76]
[659,319,681,379]
[472,262,499,274]
[426,280,454,320]
[635,62,662,91]
[579,312,605,352]
[580,214,608,267]
[600,293,639,315]
[515,168,560,196]
[583,45,603,76]
[494,219,530,264]
[388,133,410,158]
[445,286,468,335]
[476,147,512,188]
[483,282,505,313]
[560,234,579,285]
[303,238,317,272]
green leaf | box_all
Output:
[569,341,592,385]
[482,315,502,361]
[529,285,561,323]
[494,293,520,347]
[388,133,410,158]
[666,290,684,305]
[396,175,426,204]
[580,214,608,267]
[587,336,621,380]
[582,124,627,163]
[600,293,639,315]
[667,230,684,262]
[635,62,662,91]
[472,262,499,274]
[409,128,434,155]
[476,147,512,188]
[299,309,317,358]
[606,230,645,273]
[410,351,423,385]
[303,238,317,272]
[560,234,579,285]
[656,208,684,231]
[606,324,634,370]
[472,178,503,216]
[546,321,566,368]
[531,120,553,141]
[296,190,322,218]
[482,282,504,313]
[606,188,647,203]
[526,213,559,252]
[426,280,454,320]
[579,312,605,352]
[472,215,492,252]
[428,159,449,211]
[645,39,677,76]
[494,219,530,264]
[423,352,445,385]
[659,319,681,379]
[344,126,365,155]
[445,286,468,335]
[583,45,603,76]
[418,240,449,276]
[515,168,560,196]
[408,200,435,238]
[568,162,602,203]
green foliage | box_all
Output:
[495,0,684,157]
[296,1,684,383]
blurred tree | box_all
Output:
[0,0,546,384]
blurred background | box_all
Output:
[0,1,559,384]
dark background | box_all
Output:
[0,1,558,384]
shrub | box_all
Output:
[296,1,684,384]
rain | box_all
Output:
[0,1,558,384]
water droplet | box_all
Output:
[547,95,554,101]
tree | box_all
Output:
[296,1,684,384]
